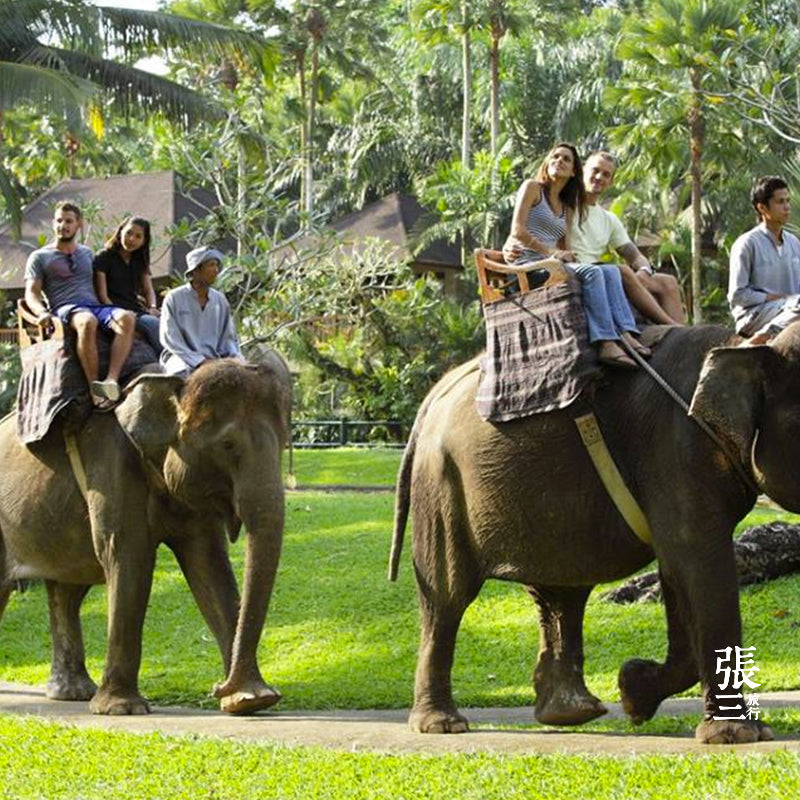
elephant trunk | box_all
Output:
[213,483,284,714]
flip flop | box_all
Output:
[599,353,638,370]
[90,379,121,401]
[91,395,116,411]
[622,333,651,358]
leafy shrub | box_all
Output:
[0,342,21,416]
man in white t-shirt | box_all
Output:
[570,151,685,324]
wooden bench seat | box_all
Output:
[474,248,569,305]
[16,299,64,348]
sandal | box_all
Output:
[599,353,638,370]
[598,341,638,370]
[91,395,116,411]
[90,379,120,401]
[622,332,651,358]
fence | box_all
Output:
[292,419,406,448]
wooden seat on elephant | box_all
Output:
[474,248,569,305]
[16,299,64,348]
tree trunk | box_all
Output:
[306,43,319,218]
[460,0,472,271]
[689,70,704,324]
[460,0,471,168]
[603,522,800,603]
[237,133,246,259]
[489,29,501,158]
[296,53,308,222]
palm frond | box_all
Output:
[50,47,221,124]
[97,5,263,58]
[0,0,102,53]
[0,61,92,124]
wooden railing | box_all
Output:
[0,329,18,346]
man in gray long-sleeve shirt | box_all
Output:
[159,246,242,377]
[728,175,800,343]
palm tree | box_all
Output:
[412,0,475,168]
[245,0,387,220]
[612,0,747,323]
[475,0,525,158]
[0,0,258,230]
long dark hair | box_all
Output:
[105,216,151,270]
[535,142,587,223]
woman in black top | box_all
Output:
[93,216,162,355]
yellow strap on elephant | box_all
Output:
[574,413,653,547]
[64,430,89,502]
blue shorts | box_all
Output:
[57,303,126,332]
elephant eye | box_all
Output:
[221,439,236,452]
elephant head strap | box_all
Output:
[621,339,762,497]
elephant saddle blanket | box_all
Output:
[475,277,603,422]
[15,334,158,444]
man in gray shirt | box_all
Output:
[159,246,242,377]
[24,201,136,407]
[728,176,800,343]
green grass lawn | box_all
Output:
[3,448,800,797]
[3,714,800,800]
[288,446,402,486]
[1,485,799,710]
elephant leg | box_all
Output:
[89,549,156,716]
[643,543,769,744]
[45,581,97,701]
[409,571,482,734]
[527,584,607,726]
[0,538,10,624]
[619,568,697,724]
[169,532,281,711]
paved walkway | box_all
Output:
[2,682,800,755]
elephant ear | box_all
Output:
[242,346,293,436]
[115,374,185,468]
[689,344,782,464]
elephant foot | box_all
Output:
[618,658,665,724]
[216,681,282,715]
[534,688,607,727]
[409,705,469,734]
[46,673,98,702]
[89,688,150,716]
[695,716,772,745]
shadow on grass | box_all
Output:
[1,495,797,714]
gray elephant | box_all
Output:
[0,354,290,715]
[389,323,800,744]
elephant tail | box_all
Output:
[388,358,480,582]
[388,397,430,582]
[388,429,415,582]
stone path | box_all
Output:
[2,682,800,755]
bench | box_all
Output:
[16,299,64,348]
[474,248,569,305]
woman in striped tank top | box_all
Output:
[502,142,649,369]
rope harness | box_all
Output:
[618,337,760,497]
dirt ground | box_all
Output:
[2,681,800,756]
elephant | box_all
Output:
[0,353,291,716]
[388,322,800,744]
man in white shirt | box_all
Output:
[159,247,242,377]
[728,175,800,344]
[570,151,685,325]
